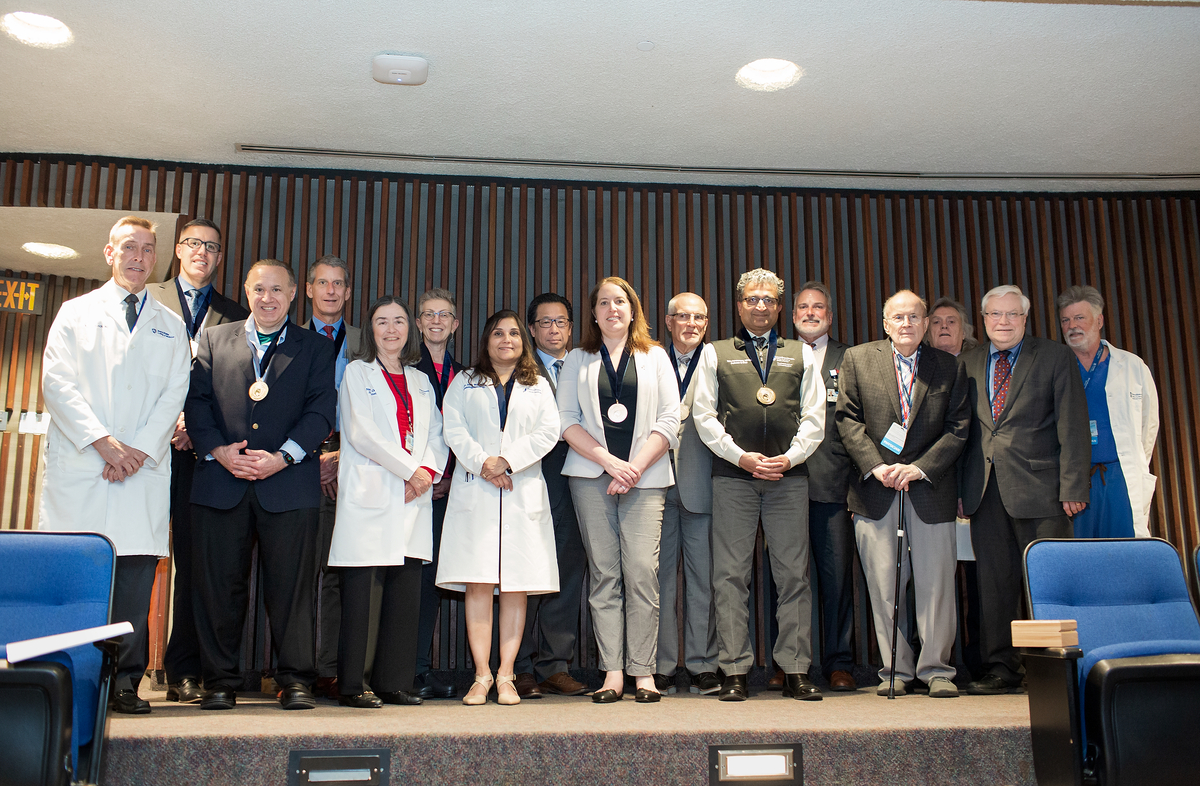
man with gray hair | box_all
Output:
[926,297,977,356]
[1057,285,1159,539]
[959,284,1090,695]
[693,268,826,701]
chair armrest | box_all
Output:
[1022,647,1087,786]
[4,622,135,664]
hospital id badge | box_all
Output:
[1090,419,1098,445]
[827,388,839,403]
[881,422,907,454]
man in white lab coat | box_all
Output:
[40,215,192,714]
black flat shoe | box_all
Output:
[338,692,383,708]
[782,673,823,701]
[111,689,151,714]
[412,671,456,699]
[718,674,749,702]
[634,687,661,703]
[378,689,423,706]
[280,682,317,710]
[166,677,203,703]
[200,688,236,710]
[591,688,623,704]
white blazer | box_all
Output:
[330,360,448,567]
[39,280,192,556]
[1103,343,1160,537]
[436,372,561,593]
[556,345,681,488]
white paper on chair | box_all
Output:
[956,517,975,561]
[4,621,135,664]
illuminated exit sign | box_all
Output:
[0,277,45,315]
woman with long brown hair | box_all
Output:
[557,277,680,703]
[436,309,561,705]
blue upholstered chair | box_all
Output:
[1022,538,1200,786]
[0,531,121,786]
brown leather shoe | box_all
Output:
[514,672,543,699]
[539,671,588,696]
[766,667,785,690]
[829,670,858,691]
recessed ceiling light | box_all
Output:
[22,242,79,259]
[637,41,654,52]
[736,58,802,92]
[2,12,73,48]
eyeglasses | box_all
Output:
[983,310,1025,322]
[179,237,221,254]
[886,313,925,326]
[420,310,455,321]
[667,312,708,323]
[741,296,778,308]
[533,317,570,329]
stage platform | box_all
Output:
[101,681,1035,785]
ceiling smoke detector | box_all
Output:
[372,54,429,86]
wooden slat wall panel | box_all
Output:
[2,154,1199,672]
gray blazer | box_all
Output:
[805,339,853,504]
[958,335,1091,519]
[836,340,970,523]
[672,346,713,515]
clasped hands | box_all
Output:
[93,435,149,483]
[604,456,641,495]
[211,441,288,481]
[737,452,792,481]
[480,456,512,491]
[870,463,924,491]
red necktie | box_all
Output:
[991,350,1011,422]
[323,325,335,339]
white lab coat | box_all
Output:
[555,345,681,487]
[39,280,191,556]
[330,360,448,566]
[1104,343,1160,538]
[436,372,561,594]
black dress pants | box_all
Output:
[970,474,1071,680]
[338,563,422,695]
[414,493,449,675]
[163,446,201,683]
[112,555,159,692]
[191,486,319,689]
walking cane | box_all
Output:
[887,487,908,700]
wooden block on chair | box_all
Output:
[1012,620,1079,647]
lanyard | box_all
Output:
[743,329,778,385]
[495,374,518,430]
[600,344,632,400]
[380,364,415,447]
[668,343,702,396]
[893,346,920,427]
[246,320,287,380]
[432,355,452,397]
[1079,342,1105,390]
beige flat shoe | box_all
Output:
[463,673,494,706]
[495,674,521,706]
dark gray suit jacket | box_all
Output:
[671,345,713,515]
[806,339,852,504]
[535,353,572,509]
[836,340,970,523]
[958,335,1091,519]
[185,320,336,512]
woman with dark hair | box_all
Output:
[436,309,562,705]
[557,277,680,703]
[328,296,448,708]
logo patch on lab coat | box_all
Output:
[151,328,175,339]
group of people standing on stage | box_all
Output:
[37,214,1159,713]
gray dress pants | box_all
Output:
[711,475,813,676]
[655,484,718,677]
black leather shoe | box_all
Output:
[280,682,317,710]
[111,689,151,714]
[966,673,1022,695]
[635,687,662,703]
[378,689,423,706]
[339,691,383,708]
[653,673,677,695]
[591,688,622,704]
[690,672,723,695]
[782,673,823,701]
[166,677,203,703]
[718,674,748,701]
[412,671,456,699]
[200,688,236,710]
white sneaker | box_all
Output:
[927,677,960,698]
[877,679,907,696]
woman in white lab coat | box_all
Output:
[436,309,561,706]
[330,296,448,708]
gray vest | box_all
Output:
[712,334,809,479]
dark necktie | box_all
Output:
[323,325,335,339]
[553,359,564,383]
[992,350,1012,421]
[185,289,202,325]
[124,294,139,332]
[753,336,768,350]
